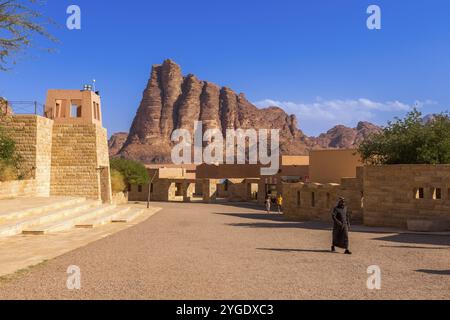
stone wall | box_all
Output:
[50,123,111,201]
[1,112,111,202]
[34,117,53,196]
[364,165,450,228]
[111,192,128,205]
[0,115,53,197]
[0,180,37,200]
[128,180,178,202]
[96,126,112,202]
[283,167,364,222]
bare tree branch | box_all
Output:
[0,0,57,70]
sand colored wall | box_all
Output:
[128,178,191,202]
[45,90,102,125]
[283,167,364,222]
[282,156,310,166]
[50,123,111,201]
[309,149,363,184]
[202,179,218,203]
[0,115,53,197]
[34,116,53,196]
[363,165,450,229]
[0,180,37,200]
[111,191,128,205]
[1,92,112,202]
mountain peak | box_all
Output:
[117,59,308,163]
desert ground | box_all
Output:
[0,202,449,300]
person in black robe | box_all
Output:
[331,197,352,255]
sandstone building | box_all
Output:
[282,151,450,231]
[0,88,112,202]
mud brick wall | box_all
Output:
[363,165,450,228]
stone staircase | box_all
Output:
[0,197,145,238]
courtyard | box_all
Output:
[0,202,449,300]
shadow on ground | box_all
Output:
[374,234,450,247]
[257,248,334,254]
[380,245,450,250]
[416,269,450,276]
[215,212,389,234]
[214,208,450,248]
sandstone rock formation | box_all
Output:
[118,59,311,163]
[108,132,128,157]
[113,59,382,162]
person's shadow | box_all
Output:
[257,248,334,254]
[416,269,450,276]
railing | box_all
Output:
[4,101,45,116]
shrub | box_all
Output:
[0,126,22,180]
[0,127,16,161]
[111,169,126,193]
[110,158,149,186]
[0,160,18,182]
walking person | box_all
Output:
[276,194,283,214]
[331,197,352,255]
[265,195,271,214]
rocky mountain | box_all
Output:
[108,132,128,157]
[112,59,382,162]
[117,59,312,163]
[311,122,382,149]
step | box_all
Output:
[0,197,87,222]
[22,204,117,235]
[112,208,145,223]
[76,207,131,229]
[0,201,101,238]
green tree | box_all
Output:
[110,158,149,186]
[358,109,450,165]
[0,0,56,70]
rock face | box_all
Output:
[119,59,311,163]
[114,59,382,162]
[108,132,128,157]
[311,122,382,149]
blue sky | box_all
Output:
[0,0,449,136]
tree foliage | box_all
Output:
[358,109,450,165]
[110,158,150,186]
[110,169,126,193]
[0,0,56,70]
[0,126,21,181]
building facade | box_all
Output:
[0,89,112,202]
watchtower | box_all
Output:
[44,87,112,203]
[44,87,102,125]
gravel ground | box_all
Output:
[0,202,449,300]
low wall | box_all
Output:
[111,192,128,205]
[0,179,37,200]
[364,165,450,229]
[283,167,364,222]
